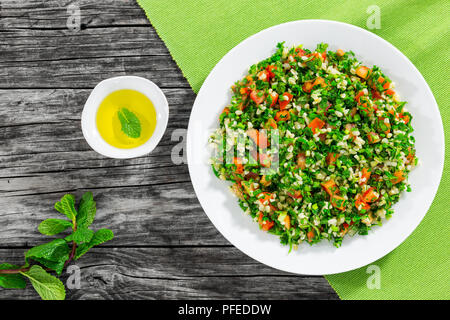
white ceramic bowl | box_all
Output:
[81,76,169,159]
[187,20,444,275]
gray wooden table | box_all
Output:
[0,0,337,299]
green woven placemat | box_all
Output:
[136,0,449,299]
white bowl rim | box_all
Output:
[81,76,169,159]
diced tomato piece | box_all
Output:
[221,107,230,116]
[258,212,274,231]
[308,117,325,134]
[279,92,293,110]
[385,89,395,96]
[362,187,378,203]
[287,190,303,200]
[406,148,415,164]
[377,77,391,90]
[260,175,271,187]
[371,88,383,100]
[259,153,271,168]
[257,212,263,222]
[336,49,345,57]
[400,113,410,124]
[237,100,248,111]
[321,179,338,196]
[313,77,326,88]
[355,91,365,103]
[309,52,323,61]
[355,66,370,79]
[303,77,326,93]
[326,152,340,166]
[250,90,265,104]
[321,51,327,60]
[258,70,269,82]
[265,117,277,129]
[263,217,275,229]
[275,110,290,122]
[360,168,371,185]
[267,91,278,107]
[391,171,405,184]
[302,80,314,93]
[284,215,291,230]
[258,130,269,149]
[296,152,306,170]
[307,229,315,242]
[266,65,277,79]
[367,132,380,144]
[295,48,306,57]
[247,128,269,149]
[360,102,374,116]
[240,87,250,95]
[247,128,259,145]
[258,192,274,205]
[331,195,346,211]
[233,157,244,174]
[355,195,370,210]
[388,109,396,118]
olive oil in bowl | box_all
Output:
[96,89,157,149]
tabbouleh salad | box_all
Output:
[209,43,417,250]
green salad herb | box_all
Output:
[209,43,417,250]
[0,192,114,300]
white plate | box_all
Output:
[186,20,444,275]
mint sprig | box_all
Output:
[0,192,114,300]
[118,107,141,138]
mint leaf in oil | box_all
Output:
[118,108,141,138]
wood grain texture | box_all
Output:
[0,248,338,300]
[0,0,338,299]
[0,87,220,247]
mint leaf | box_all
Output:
[21,265,65,300]
[76,192,96,228]
[74,243,91,260]
[25,239,70,275]
[70,227,94,244]
[54,194,77,222]
[90,229,114,245]
[75,229,114,260]
[118,108,141,138]
[38,219,73,236]
[0,264,27,289]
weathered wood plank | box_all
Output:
[0,248,338,299]
[0,0,189,89]
[0,55,189,89]
[1,27,170,62]
[0,182,227,247]
[0,88,192,158]
[0,0,149,29]
[0,87,214,246]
